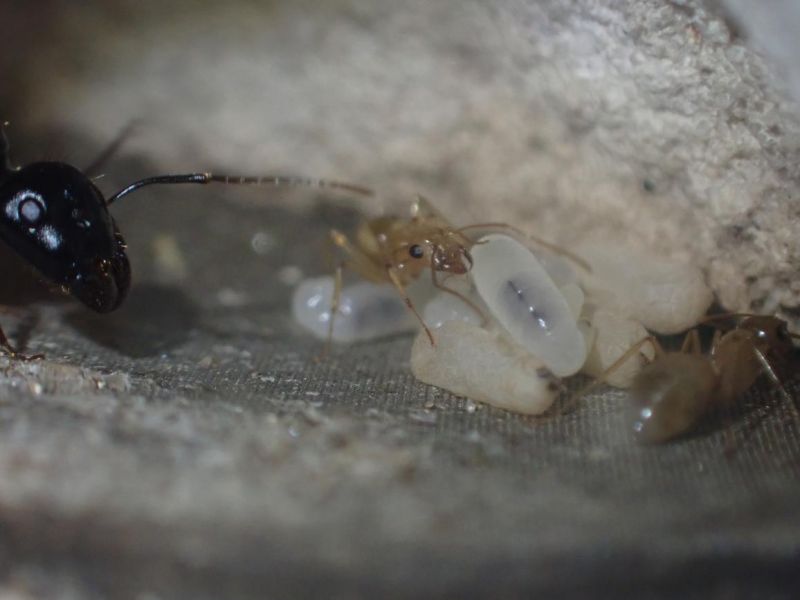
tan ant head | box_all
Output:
[739,315,797,360]
[405,231,474,275]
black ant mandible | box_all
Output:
[0,124,371,360]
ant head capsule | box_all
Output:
[739,315,797,360]
[431,242,472,274]
[0,162,130,313]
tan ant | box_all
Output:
[326,195,590,347]
[598,314,799,444]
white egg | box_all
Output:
[292,276,416,343]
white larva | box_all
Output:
[580,305,656,388]
[469,234,588,377]
[410,320,559,415]
[292,276,416,343]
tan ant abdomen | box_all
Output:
[630,353,717,443]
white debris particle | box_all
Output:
[152,233,189,283]
[250,231,276,255]
[278,265,304,286]
[408,409,438,425]
[216,288,249,307]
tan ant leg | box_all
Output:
[680,329,702,354]
[366,226,438,346]
[385,267,435,346]
[411,194,447,221]
[562,335,663,414]
[317,263,345,359]
[709,328,722,353]
[723,347,797,458]
[430,269,487,326]
[455,222,591,273]
[317,230,386,359]
[329,230,386,282]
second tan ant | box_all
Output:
[598,314,799,444]
[325,195,589,348]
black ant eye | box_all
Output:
[7,190,45,226]
[409,244,424,259]
[16,192,45,226]
[19,196,45,225]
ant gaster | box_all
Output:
[0,124,370,359]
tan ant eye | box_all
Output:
[409,244,424,259]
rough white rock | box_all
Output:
[575,239,714,335]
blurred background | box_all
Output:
[0,1,799,597]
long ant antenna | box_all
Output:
[107,173,374,205]
[724,346,798,457]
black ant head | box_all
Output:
[0,162,130,313]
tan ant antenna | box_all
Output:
[724,346,798,457]
[753,347,797,414]
[455,222,592,273]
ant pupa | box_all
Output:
[0,123,370,360]
[600,314,799,444]
[469,233,590,377]
[409,234,595,415]
[324,194,590,348]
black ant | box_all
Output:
[0,124,371,360]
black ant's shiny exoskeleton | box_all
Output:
[0,124,371,360]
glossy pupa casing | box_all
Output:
[470,234,587,377]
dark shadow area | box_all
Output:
[65,284,200,358]
[0,245,65,307]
